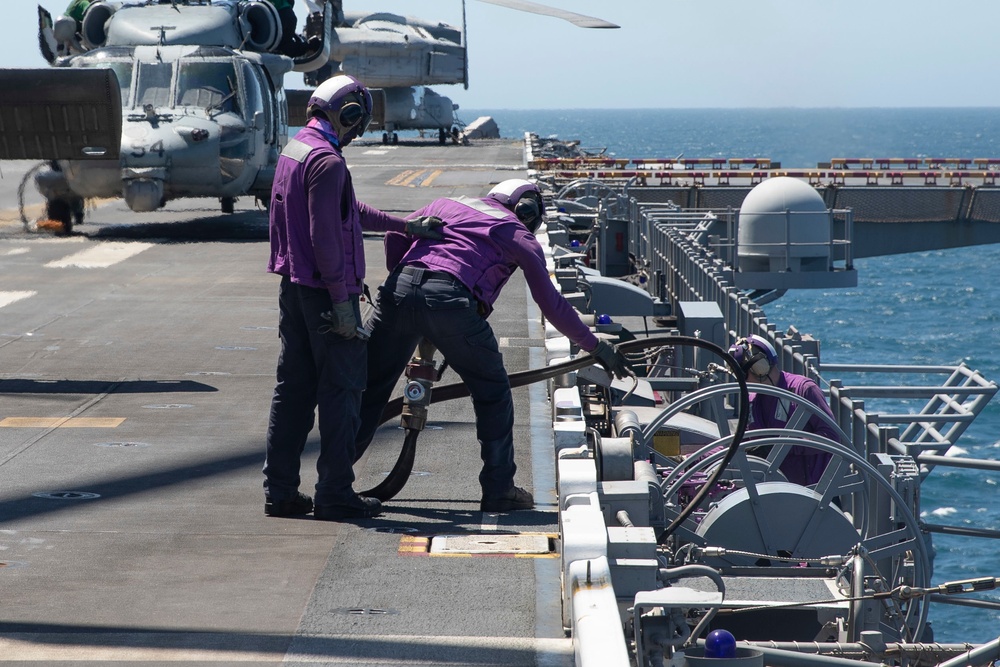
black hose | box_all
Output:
[361,335,749,517]
[363,428,419,501]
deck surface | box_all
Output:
[0,137,572,665]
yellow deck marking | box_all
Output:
[0,417,126,428]
[398,169,426,187]
[398,535,431,554]
[387,169,444,187]
[386,169,417,186]
[421,169,444,186]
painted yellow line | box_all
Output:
[386,169,445,188]
[398,535,430,555]
[398,169,426,187]
[0,417,126,428]
[421,169,444,186]
[386,169,416,186]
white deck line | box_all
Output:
[44,242,153,269]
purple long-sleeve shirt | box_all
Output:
[385,196,599,352]
[748,371,840,486]
[267,123,407,303]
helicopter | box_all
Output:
[0,0,615,231]
[311,2,619,145]
[0,0,330,231]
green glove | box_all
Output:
[590,340,631,380]
[319,301,358,339]
[405,216,444,240]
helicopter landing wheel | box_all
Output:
[382,132,389,145]
[72,198,85,227]
[391,132,399,145]
[221,196,235,214]
[438,127,447,145]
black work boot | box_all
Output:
[480,486,534,512]
[314,494,382,521]
[264,491,313,517]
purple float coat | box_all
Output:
[267,123,407,303]
[384,196,600,352]
[748,371,840,486]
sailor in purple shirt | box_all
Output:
[729,335,840,486]
[262,75,443,522]
[355,179,631,512]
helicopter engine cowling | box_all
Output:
[81,2,116,50]
[238,1,282,53]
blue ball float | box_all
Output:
[705,629,737,659]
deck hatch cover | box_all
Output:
[429,534,551,555]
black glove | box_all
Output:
[405,216,444,240]
[590,340,631,380]
[319,301,358,339]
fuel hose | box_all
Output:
[361,334,749,539]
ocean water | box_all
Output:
[469,108,1000,644]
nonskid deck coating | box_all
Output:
[0,137,573,664]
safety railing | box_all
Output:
[598,189,998,501]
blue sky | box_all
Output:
[5,1,1000,109]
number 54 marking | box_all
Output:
[130,140,165,158]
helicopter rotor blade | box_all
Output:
[476,0,619,29]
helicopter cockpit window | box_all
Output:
[176,61,240,115]
[136,62,173,109]
[72,59,134,106]
[240,62,269,140]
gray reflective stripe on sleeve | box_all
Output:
[281,138,314,163]
[449,196,508,220]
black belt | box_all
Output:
[399,265,459,283]
[399,265,483,315]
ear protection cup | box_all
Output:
[732,336,776,378]
[338,101,363,130]
[743,348,772,377]
[514,197,541,232]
